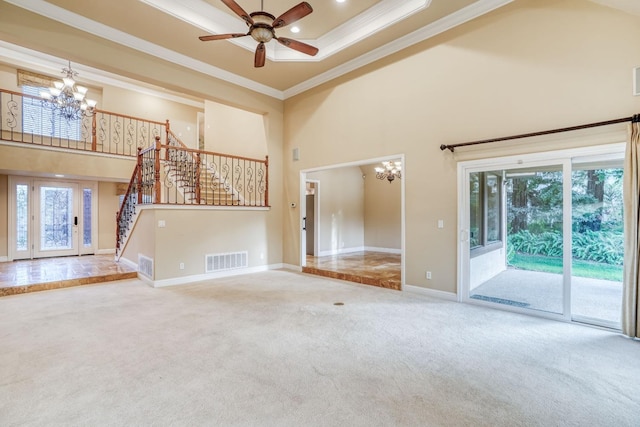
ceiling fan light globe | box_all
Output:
[251,26,274,43]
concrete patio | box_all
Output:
[470,268,622,325]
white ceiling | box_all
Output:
[1,0,638,100]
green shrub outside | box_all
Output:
[507,229,624,265]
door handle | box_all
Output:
[302,217,306,231]
[74,216,78,226]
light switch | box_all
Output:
[438,220,444,229]
[158,220,166,228]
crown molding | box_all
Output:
[588,0,640,17]
[4,0,514,100]
[4,0,284,99]
[0,41,205,109]
[141,0,431,62]
[283,0,514,98]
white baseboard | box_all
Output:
[364,246,402,254]
[150,263,285,288]
[117,257,137,271]
[0,256,8,262]
[96,248,116,255]
[403,284,458,301]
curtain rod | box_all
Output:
[440,114,640,152]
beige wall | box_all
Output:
[284,0,640,292]
[307,167,364,254]
[120,207,277,281]
[204,101,268,160]
[100,86,201,148]
[121,209,156,269]
[0,63,19,91]
[0,175,7,258]
[362,164,401,250]
[98,182,120,251]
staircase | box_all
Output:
[0,86,269,260]
[115,133,269,259]
[163,153,241,206]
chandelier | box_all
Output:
[40,61,97,121]
[375,161,402,183]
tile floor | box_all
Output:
[302,251,401,290]
[0,254,138,297]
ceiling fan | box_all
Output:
[199,0,319,68]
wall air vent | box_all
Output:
[635,67,640,96]
[206,251,248,273]
[138,254,154,279]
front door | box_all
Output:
[34,181,79,258]
[10,177,96,260]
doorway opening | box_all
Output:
[458,144,624,329]
[300,156,404,290]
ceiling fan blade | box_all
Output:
[199,33,247,41]
[220,0,254,25]
[254,42,266,68]
[273,2,313,29]
[276,37,319,56]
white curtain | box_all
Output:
[623,115,640,338]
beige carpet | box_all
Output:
[1,270,639,426]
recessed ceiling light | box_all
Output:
[54,174,64,178]
[336,0,346,3]
[290,26,300,33]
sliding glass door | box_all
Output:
[570,161,623,327]
[469,165,565,314]
[459,146,624,329]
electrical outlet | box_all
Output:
[426,271,432,280]
[179,262,185,270]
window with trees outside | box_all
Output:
[470,171,502,255]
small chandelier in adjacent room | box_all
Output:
[375,160,402,183]
[40,61,97,121]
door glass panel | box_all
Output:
[40,186,73,251]
[83,188,92,247]
[486,173,501,243]
[470,167,564,314]
[16,184,29,252]
[469,172,483,249]
[571,165,623,326]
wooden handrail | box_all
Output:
[161,143,268,164]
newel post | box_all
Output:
[136,147,143,204]
[154,136,162,204]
